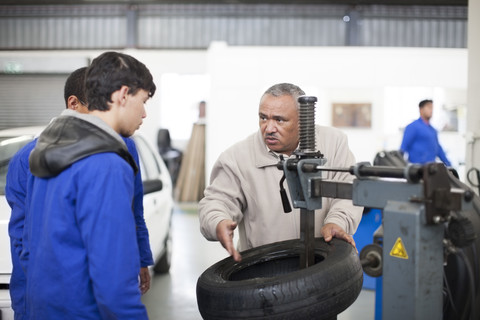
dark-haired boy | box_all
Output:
[23,52,156,319]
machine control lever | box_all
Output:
[279,172,292,213]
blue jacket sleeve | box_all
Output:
[6,140,36,269]
[5,140,36,316]
[124,137,154,267]
[400,122,415,155]
[76,155,148,318]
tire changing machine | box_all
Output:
[278,96,477,320]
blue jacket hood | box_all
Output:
[29,112,138,178]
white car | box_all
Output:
[0,127,174,319]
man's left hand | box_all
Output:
[320,223,357,253]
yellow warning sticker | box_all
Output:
[390,237,409,259]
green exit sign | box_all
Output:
[4,61,23,74]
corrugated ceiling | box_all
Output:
[0,0,469,6]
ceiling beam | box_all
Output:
[0,0,468,6]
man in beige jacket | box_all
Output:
[199,83,363,262]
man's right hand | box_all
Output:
[216,219,242,262]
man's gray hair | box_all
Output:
[262,83,305,106]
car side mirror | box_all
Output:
[143,179,163,195]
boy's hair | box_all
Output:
[85,51,156,111]
[64,67,87,107]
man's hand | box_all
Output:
[321,223,357,253]
[139,267,151,294]
[216,219,242,262]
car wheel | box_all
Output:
[196,238,363,320]
[154,229,172,274]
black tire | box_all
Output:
[196,238,363,320]
[153,229,172,274]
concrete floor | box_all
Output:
[142,204,376,320]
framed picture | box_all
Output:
[332,103,372,128]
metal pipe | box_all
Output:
[313,163,424,183]
[299,208,315,269]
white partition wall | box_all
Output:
[0,44,471,185]
[466,0,480,190]
[205,43,467,181]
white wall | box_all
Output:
[205,43,467,180]
[0,49,208,150]
[466,0,480,189]
[0,46,468,181]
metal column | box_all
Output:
[382,201,444,320]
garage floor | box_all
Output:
[142,204,376,320]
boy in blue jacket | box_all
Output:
[6,65,154,319]
[20,51,155,319]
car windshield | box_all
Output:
[0,136,35,195]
